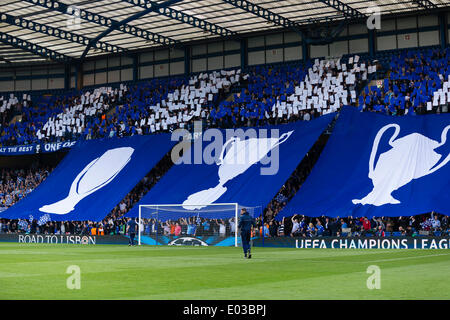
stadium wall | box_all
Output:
[0,233,129,245]
[0,11,448,93]
[0,64,67,92]
[1,234,449,249]
[252,237,450,250]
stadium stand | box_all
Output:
[0,0,449,242]
[0,68,244,145]
[4,47,448,152]
[265,212,449,238]
[209,56,377,127]
[358,46,450,115]
[111,69,243,135]
[0,166,53,209]
[1,47,449,238]
[1,207,448,238]
[3,47,449,149]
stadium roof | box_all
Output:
[0,0,448,65]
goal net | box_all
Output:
[137,203,261,247]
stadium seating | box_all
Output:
[112,69,243,135]
[211,55,376,128]
[4,47,449,148]
[0,48,449,238]
[0,167,52,209]
[358,46,450,115]
[0,68,243,146]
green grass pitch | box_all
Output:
[0,243,449,300]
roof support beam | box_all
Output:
[0,12,126,55]
[80,0,183,60]
[120,0,237,37]
[317,0,367,21]
[412,0,438,10]
[22,0,179,57]
[222,0,363,45]
[224,0,368,29]
[222,0,304,36]
[0,56,12,64]
[0,31,72,63]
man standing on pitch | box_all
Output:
[126,217,138,246]
[238,208,256,259]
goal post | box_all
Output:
[138,203,239,246]
[137,203,261,247]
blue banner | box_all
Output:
[0,144,36,155]
[279,106,450,218]
[0,134,176,222]
[126,114,335,218]
[39,141,78,153]
[0,141,77,156]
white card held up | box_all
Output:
[440,92,445,105]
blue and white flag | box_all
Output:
[1,134,176,222]
[37,214,51,226]
[279,106,450,218]
[126,114,335,219]
[18,219,28,230]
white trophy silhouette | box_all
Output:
[183,131,294,209]
[352,123,450,206]
[39,147,134,214]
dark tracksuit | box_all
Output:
[238,212,256,255]
[127,220,137,245]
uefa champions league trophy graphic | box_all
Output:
[182,131,294,209]
[352,123,450,206]
[39,147,134,214]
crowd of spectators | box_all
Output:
[359,47,450,115]
[2,211,448,238]
[0,218,129,236]
[0,94,33,145]
[0,55,375,148]
[210,55,376,129]
[0,94,30,127]
[107,152,173,221]
[2,48,449,149]
[260,212,449,238]
[0,214,238,238]
[137,216,236,238]
[263,136,327,222]
[1,49,449,238]
[0,69,243,147]
[0,86,127,147]
[0,166,53,209]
